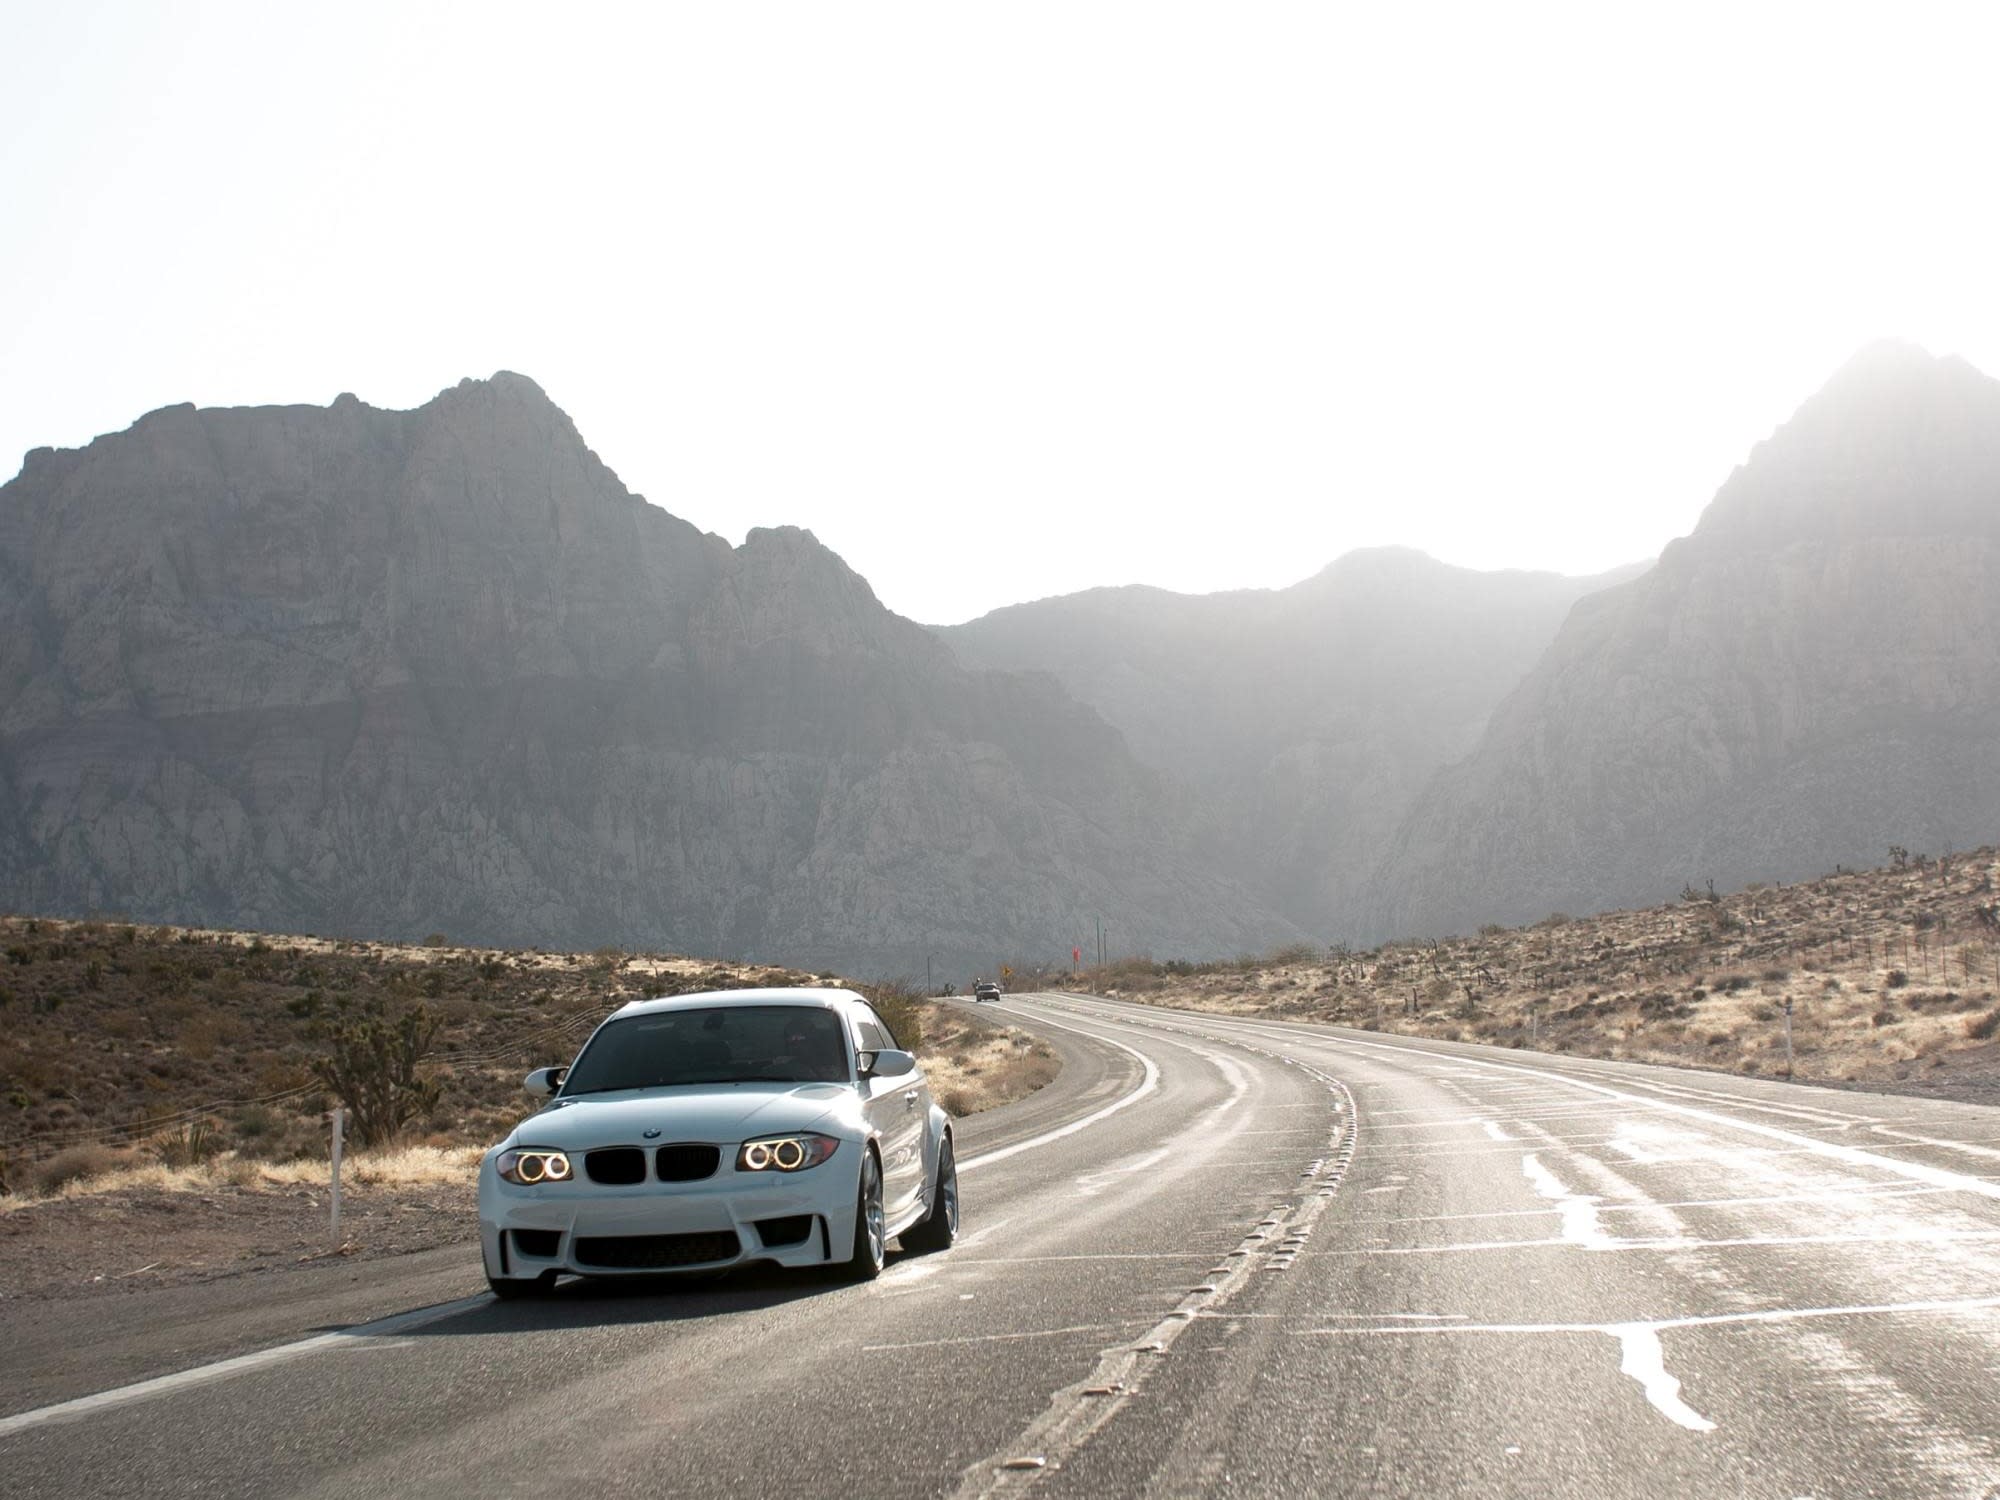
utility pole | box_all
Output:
[1783,996,1794,1079]
[926,954,933,994]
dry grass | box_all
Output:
[0,1143,487,1212]
[915,1002,1061,1117]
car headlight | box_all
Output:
[497,1148,574,1185]
[736,1134,840,1172]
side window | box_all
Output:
[855,1016,890,1053]
[856,1003,901,1050]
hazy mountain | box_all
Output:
[0,374,1301,974]
[1376,341,2000,937]
[937,551,1640,933]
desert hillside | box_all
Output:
[1076,844,2000,1102]
[0,917,1051,1197]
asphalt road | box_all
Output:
[6,992,2000,1497]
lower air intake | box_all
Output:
[754,1214,815,1248]
[573,1231,741,1269]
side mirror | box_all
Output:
[524,1066,566,1097]
[865,1048,917,1080]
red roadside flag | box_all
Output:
[1073,946,1081,964]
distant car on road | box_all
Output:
[973,980,1002,1002]
[479,987,958,1296]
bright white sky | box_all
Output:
[4,3,1998,624]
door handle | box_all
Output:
[902,1090,920,1108]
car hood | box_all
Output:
[503,1083,859,1151]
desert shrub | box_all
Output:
[1761,968,1790,983]
[153,1118,222,1167]
[1964,1007,2000,1042]
[937,1086,973,1116]
[423,933,449,948]
[1871,1008,1897,1027]
[1717,974,1752,993]
[27,1143,131,1194]
[311,1002,443,1148]
[859,979,926,1053]
[1886,970,1909,989]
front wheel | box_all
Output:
[839,1149,887,1281]
[901,1136,958,1254]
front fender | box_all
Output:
[926,1105,952,1171]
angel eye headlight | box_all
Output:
[498,1148,573,1185]
[736,1134,839,1172]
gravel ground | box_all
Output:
[0,1178,474,1305]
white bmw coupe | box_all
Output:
[479,987,958,1295]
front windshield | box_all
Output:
[561,1005,852,1094]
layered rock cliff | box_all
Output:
[1375,342,2000,937]
[0,375,1300,973]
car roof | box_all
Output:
[609,986,864,1020]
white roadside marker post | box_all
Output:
[329,1107,345,1247]
[1782,997,1794,1079]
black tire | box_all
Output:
[486,1269,557,1300]
[901,1135,958,1254]
[839,1149,887,1281]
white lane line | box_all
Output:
[1483,1121,1514,1142]
[1300,1293,2000,1339]
[947,1253,1215,1264]
[1868,1125,2000,1162]
[863,1321,1124,1353]
[957,1006,1161,1174]
[1361,1181,1969,1227]
[1314,1034,2000,1204]
[0,1295,490,1439]
[1337,1226,2000,1256]
[958,1213,1017,1249]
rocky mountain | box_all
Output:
[1375,342,2000,937]
[938,550,1639,934]
[0,375,1302,974]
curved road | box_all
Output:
[5,992,2000,1497]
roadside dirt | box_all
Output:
[0,1178,474,1305]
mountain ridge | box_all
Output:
[1373,342,2000,937]
[0,374,1302,973]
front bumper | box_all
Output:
[479,1149,859,1280]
